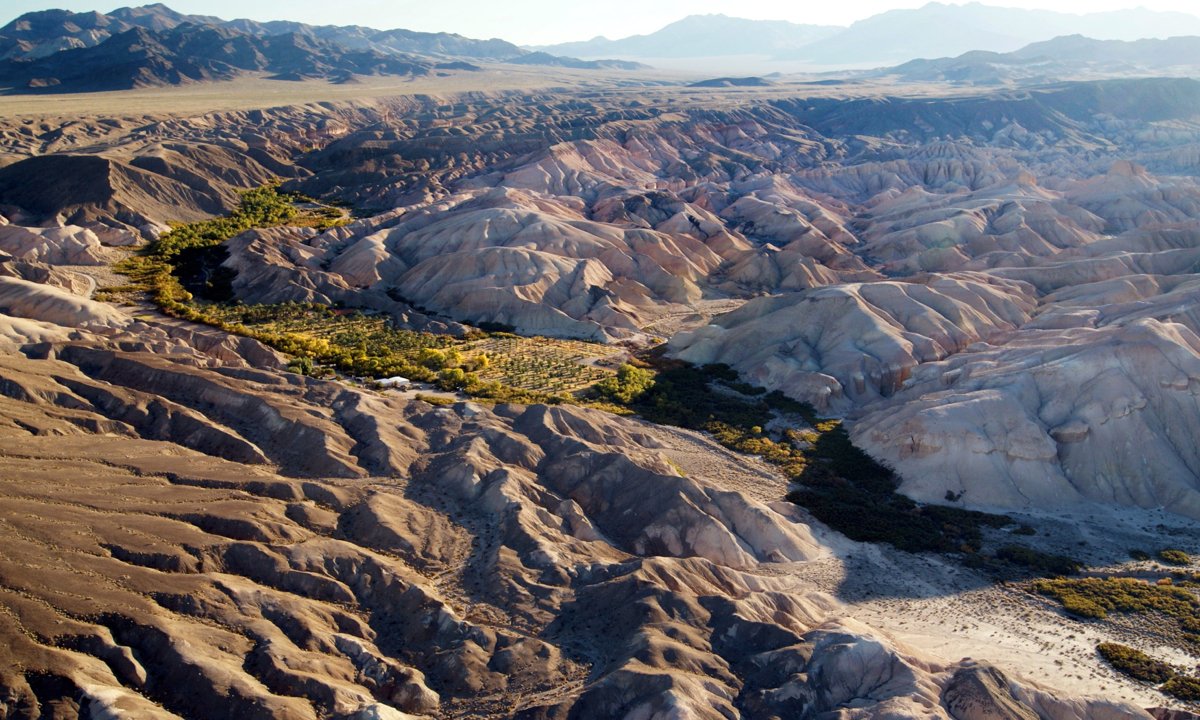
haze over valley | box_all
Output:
[3,2,1200,719]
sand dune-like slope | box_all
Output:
[219,106,883,340]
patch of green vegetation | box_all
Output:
[98,185,347,308]
[596,358,1012,556]
[1173,571,1200,587]
[203,302,452,383]
[463,336,617,394]
[1097,642,1176,684]
[1163,675,1200,702]
[621,360,809,428]
[154,185,300,260]
[594,363,656,404]
[415,393,456,407]
[286,356,315,376]
[1130,549,1152,562]
[1160,549,1193,566]
[197,303,607,405]
[787,426,1010,554]
[1095,642,1200,704]
[1033,577,1200,644]
[99,185,621,405]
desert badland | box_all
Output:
[2,3,1200,719]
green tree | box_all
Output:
[418,348,448,370]
[287,356,315,376]
[595,363,655,404]
[437,368,477,391]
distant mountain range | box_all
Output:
[887,34,1200,84]
[688,76,774,88]
[5,1,1200,92]
[0,3,641,91]
[537,2,1200,66]
[536,15,840,59]
[0,4,522,62]
[3,23,464,91]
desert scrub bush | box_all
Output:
[1034,577,1200,640]
[286,356,315,376]
[1160,549,1193,566]
[415,394,455,407]
[1059,594,1109,619]
[995,545,1081,576]
[1175,572,1200,588]
[1094,642,1200,703]
[1163,675,1200,702]
[1096,643,1176,683]
[1130,549,1152,561]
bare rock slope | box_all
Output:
[0,256,1154,719]
[671,273,1035,411]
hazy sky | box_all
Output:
[5,0,1200,45]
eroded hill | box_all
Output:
[0,247,1163,720]
[2,74,1200,718]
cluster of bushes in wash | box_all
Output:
[207,306,622,404]
[1096,642,1200,702]
[1034,558,1200,638]
[1036,551,1200,701]
[1160,549,1193,566]
[212,303,467,386]
[172,299,611,404]
[103,185,346,313]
